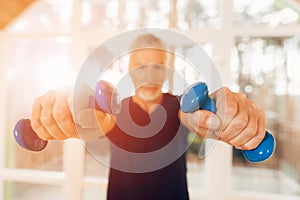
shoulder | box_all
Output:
[162,93,182,114]
[163,93,181,104]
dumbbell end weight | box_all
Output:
[242,130,275,162]
[14,119,48,151]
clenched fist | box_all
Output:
[30,85,115,141]
[179,87,266,150]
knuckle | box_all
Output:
[53,109,68,122]
[219,133,229,141]
[218,129,229,138]
[258,108,266,119]
[251,142,260,150]
[249,123,258,133]
[221,103,236,116]
[225,105,236,116]
[230,140,239,147]
[220,87,232,102]
[55,134,68,140]
[224,90,233,102]
[40,111,52,125]
[257,131,265,143]
[223,87,231,93]
[45,89,55,97]
[30,119,41,130]
[243,129,256,139]
[248,103,257,112]
[62,122,76,135]
[33,97,42,106]
[242,144,254,150]
[233,117,248,130]
[213,129,222,138]
[238,92,247,99]
[38,134,51,141]
[30,121,50,140]
[249,101,256,108]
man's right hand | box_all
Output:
[30,86,115,141]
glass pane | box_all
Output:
[84,140,109,199]
[123,0,170,30]
[81,0,221,30]
[186,133,205,191]
[231,36,300,195]
[173,43,213,94]
[84,140,110,177]
[81,0,120,30]
[176,0,221,30]
[81,0,170,30]
[8,0,72,33]
[3,182,62,200]
[5,38,74,170]
[234,0,300,27]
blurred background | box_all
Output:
[0,0,300,199]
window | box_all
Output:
[231,36,300,195]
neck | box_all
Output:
[132,93,164,113]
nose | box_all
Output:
[145,68,156,82]
[143,65,162,83]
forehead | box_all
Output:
[129,49,166,64]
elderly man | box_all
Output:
[30,34,265,200]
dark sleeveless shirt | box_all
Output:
[106,93,189,200]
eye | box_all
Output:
[154,65,163,70]
[136,65,147,71]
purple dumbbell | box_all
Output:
[14,80,120,151]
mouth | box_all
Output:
[142,86,158,91]
[140,85,160,93]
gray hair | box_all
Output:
[130,34,165,50]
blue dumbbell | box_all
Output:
[14,80,119,151]
[180,82,276,162]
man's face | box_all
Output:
[129,49,167,102]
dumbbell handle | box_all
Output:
[180,82,275,162]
